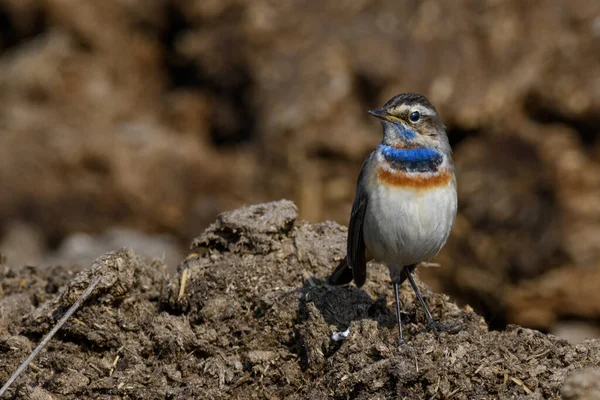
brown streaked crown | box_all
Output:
[383,93,437,113]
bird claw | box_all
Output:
[397,337,417,351]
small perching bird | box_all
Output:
[329,93,459,344]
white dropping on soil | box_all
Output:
[331,328,351,341]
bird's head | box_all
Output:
[369,93,448,152]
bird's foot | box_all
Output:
[397,337,418,351]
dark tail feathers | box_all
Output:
[328,256,354,286]
[329,258,418,287]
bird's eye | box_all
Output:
[409,111,420,122]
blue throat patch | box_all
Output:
[386,121,416,140]
[379,144,443,172]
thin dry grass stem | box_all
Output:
[109,355,120,377]
[178,268,189,301]
[510,376,533,394]
[0,276,102,397]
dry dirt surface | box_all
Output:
[1,200,600,399]
[2,0,600,337]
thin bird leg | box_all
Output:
[403,265,438,333]
[392,282,406,345]
[402,266,464,336]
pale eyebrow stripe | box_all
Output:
[411,104,435,116]
[392,104,434,116]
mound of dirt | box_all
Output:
[1,200,600,399]
[3,0,600,337]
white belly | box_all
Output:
[363,183,457,269]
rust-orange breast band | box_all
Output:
[377,167,453,189]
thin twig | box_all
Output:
[178,268,189,301]
[0,276,102,397]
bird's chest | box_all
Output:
[363,175,457,266]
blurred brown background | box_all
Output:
[1,0,600,340]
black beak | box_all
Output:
[368,109,393,121]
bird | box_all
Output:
[329,92,458,345]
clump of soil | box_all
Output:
[1,200,600,399]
